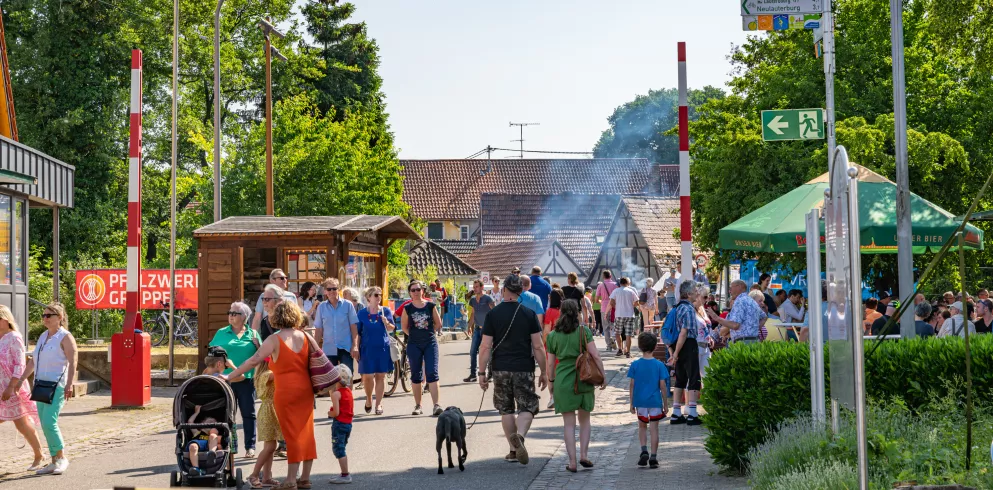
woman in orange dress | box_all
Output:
[226,300,318,490]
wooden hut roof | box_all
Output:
[193,215,420,239]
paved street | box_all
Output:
[0,338,744,490]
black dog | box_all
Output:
[436,406,467,474]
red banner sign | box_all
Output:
[74,269,198,310]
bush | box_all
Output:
[703,335,993,472]
[766,460,858,490]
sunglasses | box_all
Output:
[227,311,244,316]
[327,287,339,291]
[261,297,277,302]
[42,313,58,319]
[410,288,422,293]
[372,293,381,298]
[274,276,287,281]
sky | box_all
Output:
[303,0,751,159]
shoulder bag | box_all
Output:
[574,327,604,394]
[605,282,618,323]
[30,331,66,405]
[639,287,649,304]
[303,332,336,394]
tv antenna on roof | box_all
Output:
[509,122,539,159]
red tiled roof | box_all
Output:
[479,193,620,274]
[463,239,558,277]
[407,240,478,277]
[621,196,683,263]
[400,158,656,220]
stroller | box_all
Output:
[170,374,243,488]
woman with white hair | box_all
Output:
[638,278,657,333]
[747,289,770,341]
[693,284,714,380]
[208,300,261,458]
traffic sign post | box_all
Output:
[761,109,825,141]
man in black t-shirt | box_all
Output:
[477,274,548,466]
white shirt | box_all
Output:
[780,299,805,324]
[938,314,976,338]
[609,286,639,318]
[33,328,69,387]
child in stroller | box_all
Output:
[170,372,243,488]
[187,404,221,476]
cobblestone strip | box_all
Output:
[0,407,172,478]
[527,355,748,490]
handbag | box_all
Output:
[303,332,336,394]
[574,327,604,394]
[30,331,65,405]
[639,288,649,304]
[389,336,401,363]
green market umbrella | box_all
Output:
[719,165,984,254]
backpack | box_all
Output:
[661,302,684,346]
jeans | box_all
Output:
[37,385,66,457]
[331,348,355,374]
[230,379,257,451]
[331,419,352,459]
[468,328,483,374]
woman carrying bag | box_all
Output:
[18,302,78,476]
[545,300,605,473]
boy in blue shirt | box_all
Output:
[627,332,670,469]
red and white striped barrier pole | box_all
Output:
[678,42,692,281]
[124,49,143,348]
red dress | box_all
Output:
[270,335,317,463]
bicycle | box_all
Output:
[384,331,411,397]
[144,302,199,347]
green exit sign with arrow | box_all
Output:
[761,108,825,142]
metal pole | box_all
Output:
[169,0,178,386]
[824,0,836,169]
[52,207,59,302]
[213,0,224,222]
[891,0,914,338]
[847,166,869,490]
[264,17,274,216]
[806,209,825,423]
[960,232,973,469]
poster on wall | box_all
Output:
[74,269,198,310]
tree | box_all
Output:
[593,86,724,163]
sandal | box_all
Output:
[272,481,297,490]
[364,403,372,414]
[261,478,280,487]
[579,459,594,468]
[375,406,384,415]
[248,476,265,489]
[297,480,312,489]
[565,465,577,473]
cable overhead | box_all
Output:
[489,147,593,155]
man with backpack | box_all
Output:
[596,270,619,352]
[662,280,702,426]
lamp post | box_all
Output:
[213,0,223,222]
[258,17,286,216]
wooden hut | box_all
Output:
[192,215,420,359]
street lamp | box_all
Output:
[258,16,285,216]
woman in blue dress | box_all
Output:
[356,286,396,415]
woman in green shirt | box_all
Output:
[208,301,260,458]
[546,300,606,472]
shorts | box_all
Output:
[492,371,540,416]
[615,316,638,338]
[673,338,701,391]
[331,419,352,459]
[189,439,210,451]
[698,349,710,379]
[407,340,440,384]
[636,407,665,423]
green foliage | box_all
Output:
[765,460,858,490]
[705,335,993,473]
[411,265,439,286]
[593,86,724,164]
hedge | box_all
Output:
[701,335,993,473]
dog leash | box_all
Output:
[466,303,522,430]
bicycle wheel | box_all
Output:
[179,321,199,348]
[400,356,411,393]
[145,319,166,346]
[384,361,399,397]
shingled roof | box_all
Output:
[433,239,478,258]
[464,239,558,277]
[659,165,679,197]
[621,196,682,263]
[407,240,477,277]
[400,158,656,220]
[479,193,620,274]
[193,215,420,238]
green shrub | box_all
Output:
[766,460,858,490]
[747,416,833,488]
[703,335,993,472]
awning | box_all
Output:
[0,168,36,185]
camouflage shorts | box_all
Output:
[492,371,540,416]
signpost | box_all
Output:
[761,109,825,141]
[743,13,820,31]
[741,0,823,15]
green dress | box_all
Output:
[547,326,596,413]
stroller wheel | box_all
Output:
[169,470,180,487]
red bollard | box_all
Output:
[111,312,151,407]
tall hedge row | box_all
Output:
[701,335,993,473]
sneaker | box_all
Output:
[510,433,529,464]
[546,397,555,409]
[36,463,57,475]
[463,374,477,382]
[670,415,687,425]
[412,405,423,415]
[245,448,256,459]
[637,451,649,467]
[625,352,631,358]
[616,350,624,356]
[686,415,703,426]
[432,404,443,416]
[275,449,288,458]
[649,457,659,469]
[329,474,353,484]
[52,458,69,475]
[504,451,517,462]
